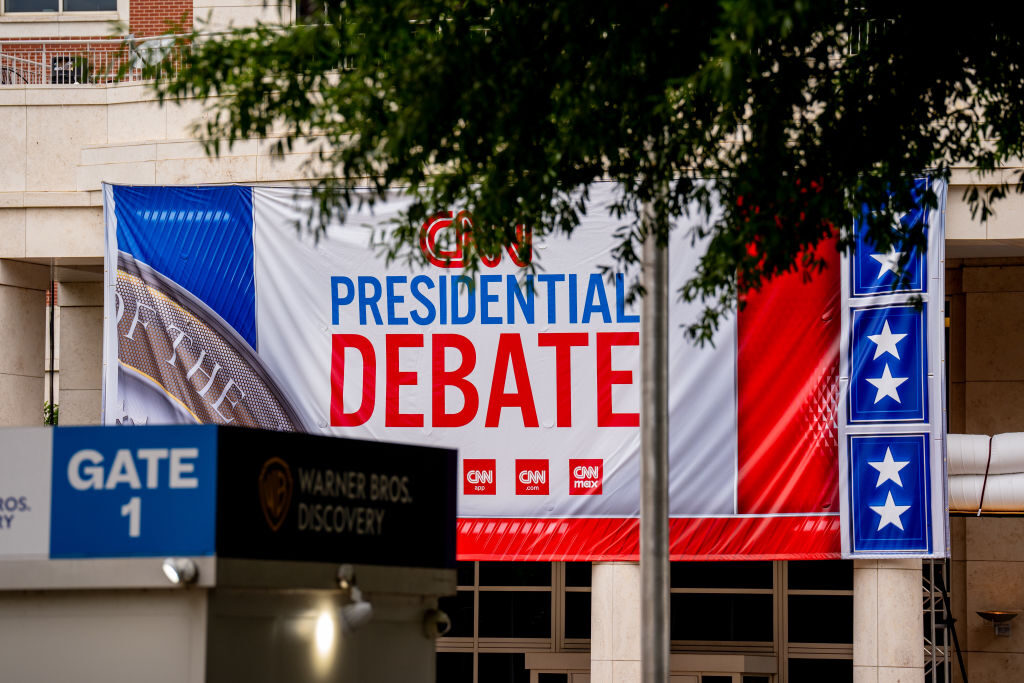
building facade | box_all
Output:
[3,5,1024,682]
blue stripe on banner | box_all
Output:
[112,185,257,349]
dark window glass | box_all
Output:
[456,561,475,587]
[671,561,773,589]
[788,595,853,643]
[565,562,592,587]
[436,652,473,683]
[788,561,853,590]
[788,658,852,683]
[64,0,117,10]
[564,590,591,639]
[743,677,771,683]
[703,677,733,683]
[538,675,568,683]
[671,593,772,642]
[479,561,551,586]
[438,591,474,638]
[5,0,59,11]
[478,652,529,683]
[478,591,551,638]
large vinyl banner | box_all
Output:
[101,182,945,560]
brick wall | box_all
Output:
[129,0,192,37]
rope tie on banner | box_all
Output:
[977,436,994,517]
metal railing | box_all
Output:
[0,36,187,86]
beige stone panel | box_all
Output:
[81,144,158,166]
[0,209,26,258]
[964,265,1024,292]
[968,652,1024,683]
[24,88,107,107]
[59,306,101,391]
[23,192,93,207]
[0,260,48,290]
[984,194,1024,241]
[165,98,213,140]
[964,382,1024,435]
[155,155,259,185]
[0,89,27,106]
[256,152,319,182]
[157,138,258,160]
[965,560,1024,653]
[590,659,613,683]
[876,565,924,669]
[107,101,168,144]
[965,292,1024,381]
[854,562,879,668]
[965,518,1024,561]
[854,664,879,683]
[25,105,107,192]
[105,84,161,106]
[610,660,640,683]
[0,105,27,193]
[0,193,25,208]
[58,282,103,307]
[77,161,157,191]
[946,190,988,241]
[0,285,45,377]
[591,562,641,669]
[877,666,925,683]
[199,4,291,30]
[0,372,43,427]
[25,207,104,259]
[57,388,102,425]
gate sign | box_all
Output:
[0,425,456,568]
[101,182,948,560]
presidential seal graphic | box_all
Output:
[258,457,293,532]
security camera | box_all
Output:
[341,601,374,631]
[423,608,452,638]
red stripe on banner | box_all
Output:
[457,516,841,561]
[737,238,841,514]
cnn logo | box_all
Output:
[420,211,531,268]
[569,459,602,496]
[515,459,549,495]
[464,459,496,495]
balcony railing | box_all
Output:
[0,37,186,86]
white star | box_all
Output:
[867,447,910,487]
[870,246,904,280]
[866,363,908,404]
[869,491,912,531]
[867,320,907,360]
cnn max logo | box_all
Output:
[420,211,531,268]
[569,459,602,495]
[463,459,496,495]
[515,459,549,496]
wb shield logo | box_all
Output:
[259,457,293,531]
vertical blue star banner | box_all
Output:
[839,179,948,558]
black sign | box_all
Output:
[215,427,456,569]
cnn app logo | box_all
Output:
[570,459,603,495]
[464,459,496,495]
[515,459,549,495]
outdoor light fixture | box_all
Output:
[978,610,1018,637]
[161,557,198,586]
[336,564,374,631]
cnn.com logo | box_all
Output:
[515,459,549,495]
[569,459,603,495]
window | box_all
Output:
[3,0,115,12]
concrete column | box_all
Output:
[57,282,104,425]
[0,260,49,427]
[854,559,925,683]
[591,561,642,683]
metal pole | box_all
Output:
[641,207,669,683]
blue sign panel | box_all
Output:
[50,425,218,558]
[851,187,929,297]
[849,305,927,423]
[849,434,931,553]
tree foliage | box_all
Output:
[145,1,1024,342]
